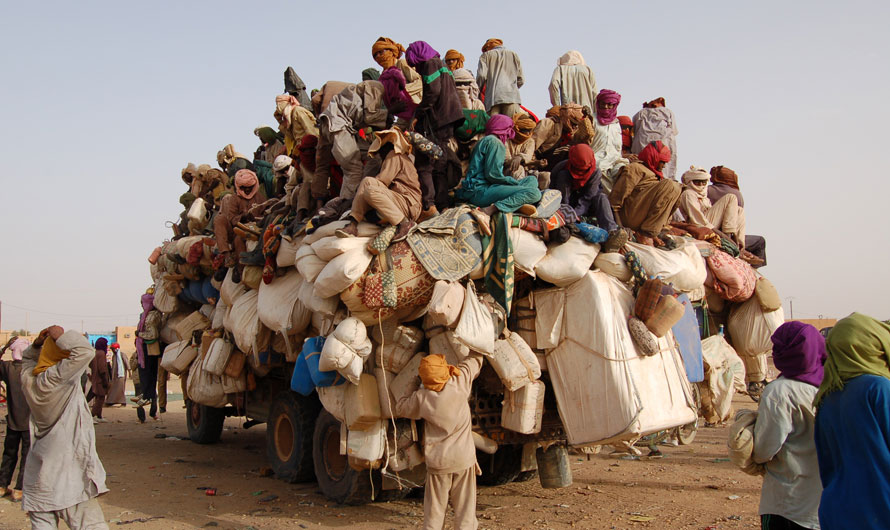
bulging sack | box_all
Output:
[727,409,766,476]
[313,247,374,299]
[534,236,599,287]
[276,235,301,269]
[373,322,423,373]
[318,384,348,422]
[728,297,785,357]
[594,252,632,282]
[489,332,541,391]
[295,245,327,283]
[311,236,372,262]
[160,340,198,376]
[426,281,465,328]
[705,250,757,302]
[453,282,496,355]
[229,289,260,354]
[332,317,373,359]
[202,338,234,376]
[502,379,545,434]
[624,241,707,292]
[186,357,227,408]
[220,267,249,306]
[429,330,470,366]
[510,228,547,276]
[754,276,781,312]
[257,269,302,333]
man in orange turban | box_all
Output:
[396,352,484,530]
[371,37,404,69]
[444,49,464,71]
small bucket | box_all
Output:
[536,445,572,489]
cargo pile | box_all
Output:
[141,41,784,493]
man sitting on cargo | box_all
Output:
[396,353,483,530]
[213,168,267,282]
[677,166,746,249]
[608,140,682,245]
[335,128,422,245]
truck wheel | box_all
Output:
[266,392,320,483]
[477,445,522,486]
[677,383,701,445]
[186,400,225,444]
[312,410,373,505]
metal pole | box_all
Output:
[790,299,794,320]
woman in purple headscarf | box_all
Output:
[405,40,464,218]
[751,321,825,530]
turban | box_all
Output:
[179,191,195,208]
[33,337,71,376]
[196,163,211,177]
[771,322,827,388]
[681,166,710,200]
[419,354,460,392]
[111,342,120,350]
[181,163,197,183]
[638,141,672,178]
[558,50,585,66]
[481,38,503,53]
[234,169,260,199]
[710,166,740,190]
[405,41,440,67]
[594,89,621,125]
[444,49,465,70]
[643,97,666,108]
[254,126,281,145]
[568,144,597,189]
[371,37,404,69]
[558,104,584,130]
[298,134,318,172]
[618,115,633,148]
[95,337,108,352]
[512,113,536,144]
[485,114,515,143]
[545,106,561,120]
[9,338,29,362]
[380,66,415,120]
[273,155,293,172]
[361,67,380,81]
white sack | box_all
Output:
[534,237,599,287]
[624,241,707,292]
[295,245,327,283]
[202,338,233,376]
[489,332,541,391]
[313,246,374,299]
[509,228,547,276]
[186,357,227,408]
[228,289,260,354]
[311,236,372,262]
[220,267,249,307]
[160,340,198,376]
[426,281,465,329]
[593,252,632,282]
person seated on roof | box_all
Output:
[274,95,318,157]
[678,166,746,249]
[213,169,267,282]
[591,89,629,193]
[549,144,628,251]
[504,112,538,180]
[453,68,485,111]
[335,129,422,243]
[217,144,254,180]
[608,140,681,245]
[253,126,287,163]
[455,115,541,216]
[371,37,422,104]
[618,115,634,156]
[707,165,767,265]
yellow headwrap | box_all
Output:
[371,37,404,69]
[481,38,503,53]
[512,113,536,144]
[33,337,71,376]
[419,354,461,392]
[444,49,465,70]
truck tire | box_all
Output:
[266,392,320,483]
[312,410,373,505]
[676,383,701,445]
[186,400,225,444]
[476,445,522,486]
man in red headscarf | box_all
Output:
[618,116,634,155]
[609,141,681,242]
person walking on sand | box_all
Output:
[89,338,111,423]
[20,326,109,529]
[105,343,127,407]
[0,337,31,502]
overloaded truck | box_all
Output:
[147,207,789,506]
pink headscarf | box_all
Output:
[135,293,154,368]
[485,114,516,144]
[9,338,29,362]
[234,169,260,200]
[595,89,621,125]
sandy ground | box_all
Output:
[0,391,765,530]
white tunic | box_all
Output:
[591,120,628,193]
[20,331,109,512]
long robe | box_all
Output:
[105,350,128,405]
[549,63,597,108]
[631,107,679,181]
[476,46,524,111]
[21,331,109,513]
[456,136,541,213]
[609,161,681,236]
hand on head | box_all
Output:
[34,326,64,346]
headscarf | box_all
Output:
[419,354,460,392]
[643,97,666,108]
[179,191,196,209]
[558,104,584,130]
[618,115,634,148]
[453,68,481,109]
[486,114,516,143]
[95,337,108,352]
[512,113,536,144]
[444,49,465,70]
[234,169,259,199]
[371,37,404,69]
[710,166,740,190]
[110,342,125,378]
[273,155,293,173]
[9,338,29,362]
[638,141,672,178]
[681,166,711,200]
[181,163,197,184]
[545,106,561,120]
[405,41,440,67]
[275,94,300,127]
[558,50,585,66]
[33,337,70,376]
[369,128,413,156]
[815,313,890,407]
[379,66,415,119]
[594,89,621,125]
[217,144,246,167]
[110,342,120,350]
[481,38,503,53]
[135,293,154,367]
[254,126,281,145]
[361,67,380,81]
[568,144,597,189]
[771,322,827,388]
[298,135,318,172]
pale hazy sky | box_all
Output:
[1,0,887,333]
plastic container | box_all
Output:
[536,445,572,489]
